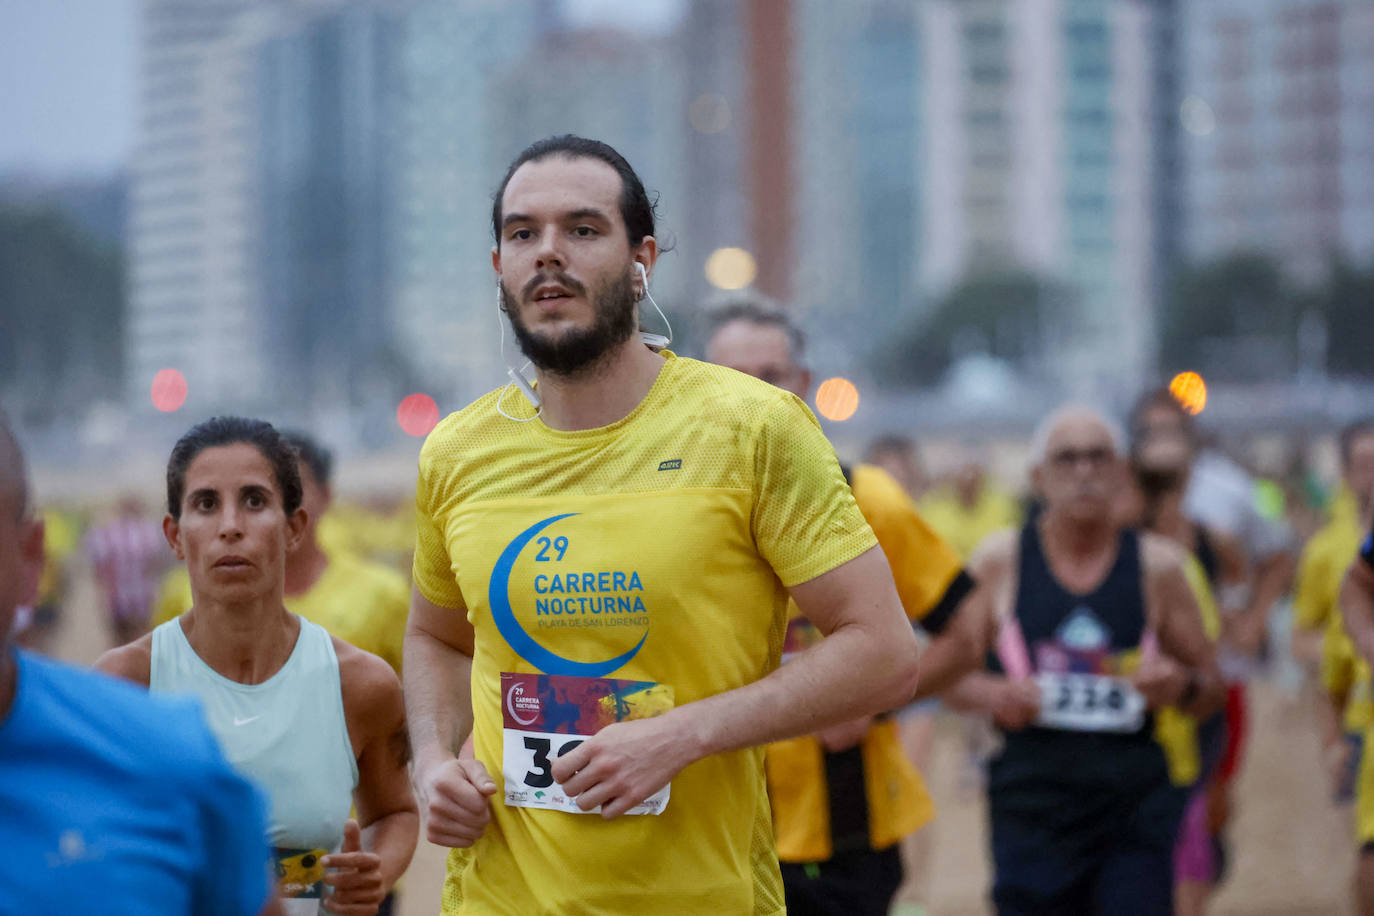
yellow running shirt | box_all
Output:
[412,353,878,916]
[1293,515,1369,733]
[149,552,409,673]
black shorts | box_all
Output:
[780,845,902,916]
[990,779,1184,916]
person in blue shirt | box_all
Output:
[0,410,282,916]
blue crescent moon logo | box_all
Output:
[489,513,647,677]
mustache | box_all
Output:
[522,271,587,302]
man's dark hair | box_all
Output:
[280,430,334,489]
[703,296,807,363]
[0,409,28,521]
[1340,418,1374,468]
[492,135,658,249]
[166,417,303,522]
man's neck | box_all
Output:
[1039,509,1119,593]
[285,539,329,597]
[534,340,666,432]
[182,594,298,685]
[1145,492,1190,543]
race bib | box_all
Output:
[500,672,674,815]
[1035,673,1145,733]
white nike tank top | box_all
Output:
[150,615,358,914]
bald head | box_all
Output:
[0,410,28,522]
[1029,404,1127,523]
[1029,405,1123,468]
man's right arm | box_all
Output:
[404,589,496,847]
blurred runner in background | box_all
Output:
[1340,521,1374,914]
[949,405,1224,916]
[85,494,168,644]
[1127,423,1241,916]
[704,300,987,916]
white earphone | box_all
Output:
[635,262,672,350]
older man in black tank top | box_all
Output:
[948,405,1224,916]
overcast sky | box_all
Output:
[0,0,683,179]
[0,0,138,177]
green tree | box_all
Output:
[0,204,124,422]
[1158,252,1298,380]
[879,272,1066,385]
[1306,258,1374,378]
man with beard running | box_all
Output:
[403,135,921,915]
[949,405,1224,915]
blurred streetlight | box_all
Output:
[705,247,757,290]
[815,377,859,422]
[397,393,440,437]
[150,369,188,413]
[1169,371,1207,415]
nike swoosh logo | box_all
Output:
[233,715,261,727]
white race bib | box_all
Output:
[499,672,672,816]
[1034,673,1145,733]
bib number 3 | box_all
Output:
[502,728,670,815]
[1035,673,1145,733]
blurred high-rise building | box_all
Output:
[127,0,278,409]
[257,2,406,409]
[1181,0,1374,283]
[793,0,1159,391]
[387,0,548,403]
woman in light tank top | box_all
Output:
[97,417,418,915]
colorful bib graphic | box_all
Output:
[274,847,327,898]
[501,672,674,815]
[489,514,649,677]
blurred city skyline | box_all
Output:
[2,0,1373,462]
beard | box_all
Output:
[502,266,638,377]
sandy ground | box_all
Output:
[53,568,1351,916]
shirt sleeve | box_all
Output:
[750,392,877,587]
[180,707,275,916]
[412,453,466,609]
[852,465,969,632]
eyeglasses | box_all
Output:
[1047,446,1114,470]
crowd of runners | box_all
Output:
[2,136,1372,916]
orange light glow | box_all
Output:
[150,369,188,412]
[1169,371,1208,415]
[815,377,859,422]
[397,393,440,437]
